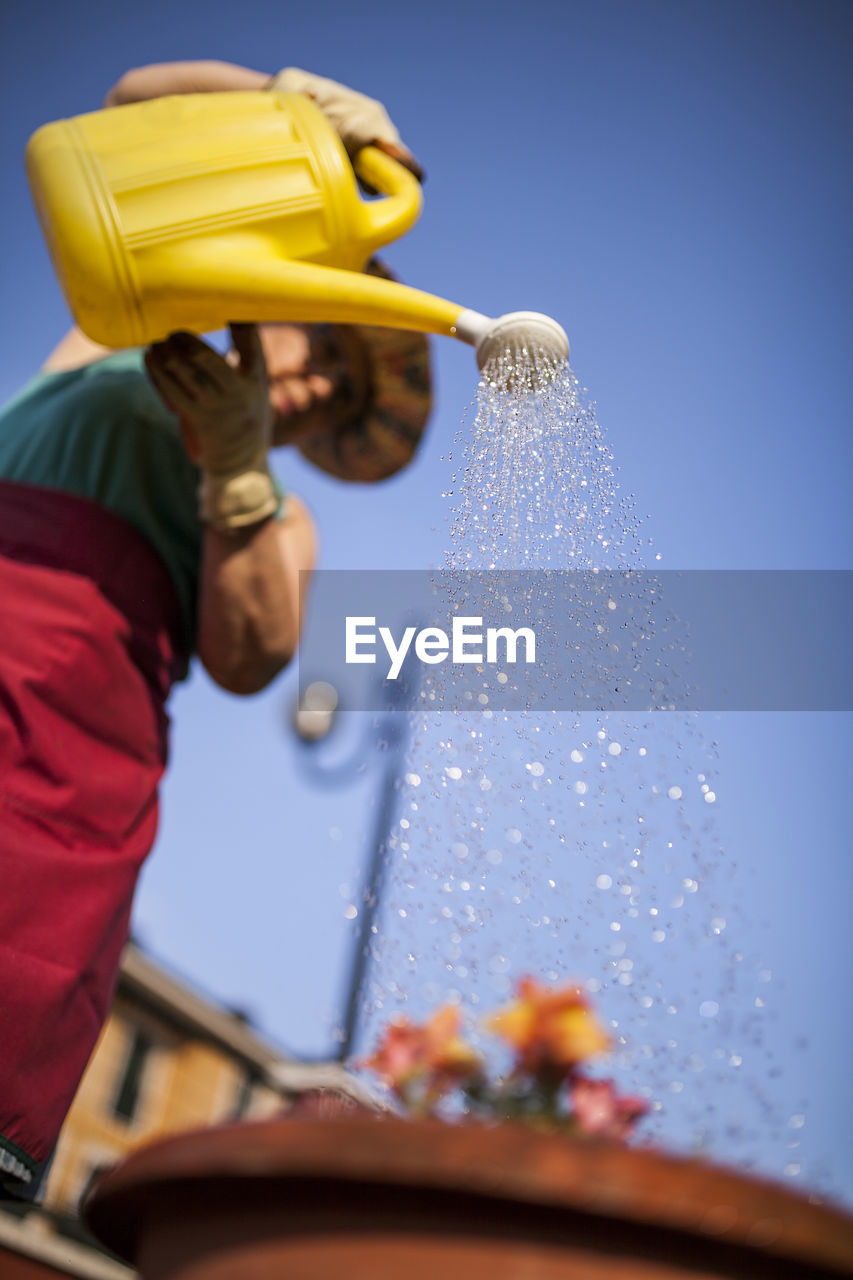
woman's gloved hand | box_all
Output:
[145,324,279,530]
[268,67,424,181]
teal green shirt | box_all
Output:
[0,350,201,647]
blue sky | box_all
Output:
[3,0,852,1204]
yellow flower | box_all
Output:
[485,976,611,1076]
[424,1006,483,1080]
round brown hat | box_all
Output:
[296,259,433,483]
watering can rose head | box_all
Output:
[362,976,648,1141]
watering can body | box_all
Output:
[26,91,465,347]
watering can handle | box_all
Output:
[351,145,423,254]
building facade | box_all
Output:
[0,940,374,1278]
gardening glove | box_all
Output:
[145,325,279,530]
[268,67,424,181]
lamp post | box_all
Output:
[291,678,412,1062]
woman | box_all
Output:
[0,61,430,1201]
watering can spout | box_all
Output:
[156,248,468,341]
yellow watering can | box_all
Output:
[26,90,567,373]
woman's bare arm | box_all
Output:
[197,495,317,695]
[42,329,112,373]
[104,61,271,107]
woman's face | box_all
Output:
[258,323,370,445]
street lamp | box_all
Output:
[291,678,412,1061]
[291,680,338,744]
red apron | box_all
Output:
[0,481,189,1190]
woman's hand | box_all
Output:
[145,325,278,530]
[145,324,318,693]
[103,60,424,179]
[269,67,424,181]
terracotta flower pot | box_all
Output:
[83,1115,853,1279]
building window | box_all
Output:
[231,1070,258,1120]
[76,1160,112,1214]
[112,1028,152,1122]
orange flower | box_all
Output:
[485,976,611,1076]
[365,1005,483,1107]
[423,1005,484,1081]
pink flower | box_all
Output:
[364,1019,426,1092]
[569,1075,649,1141]
[365,1006,483,1108]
